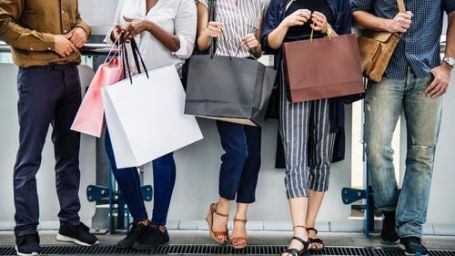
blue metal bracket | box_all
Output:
[341,186,375,237]
[87,184,153,233]
[86,185,153,202]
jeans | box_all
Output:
[365,69,442,238]
[216,121,261,203]
[14,64,82,237]
[105,131,176,225]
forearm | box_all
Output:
[75,15,91,39]
[266,22,289,49]
[0,18,54,51]
[352,11,392,32]
[197,31,211,52]
[251,45,262,58]
[445,12,455,58]
[146,21,180,52]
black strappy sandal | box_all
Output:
[281,226,310,256]
[307,227,325,252]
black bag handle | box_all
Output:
[121,37,133,84]
[208,0,217,58]
[130,38,149,79]
[120,36,150,85]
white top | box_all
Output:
[106,0,197,72]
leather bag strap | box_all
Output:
[396,0,406,13]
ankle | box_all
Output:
[216,199,230,215]
[293,226,307,238]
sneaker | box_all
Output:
[132,225,169,250]
[56,223,99,246]
[381,211,399,245]
[15,234,41,256]
[116,222,148,249]
[400,237,429,256]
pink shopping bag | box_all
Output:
[71,44,124,137]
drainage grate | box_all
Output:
[0,245,454,255]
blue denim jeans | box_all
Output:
[365,69,442,238]
[105,131,176,225]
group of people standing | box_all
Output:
[0,0,453,256]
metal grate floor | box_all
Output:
[0,245,454,255]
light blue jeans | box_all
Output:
[365,69,442,238]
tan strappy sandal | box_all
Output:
[230,218,248,249]
[206,203,229,245]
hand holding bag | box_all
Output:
[358,0,406,82]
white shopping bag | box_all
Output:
[103,65,203,169]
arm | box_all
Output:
[123,16,181,52]
[196,1,222,52]
[66,6,91,49]
[0,0,54,51]
[445,11,455,60]
[351,0,412,33]
[425,11,455,97]
[173,0,197,59]
[266,9,311,49]
[261,0,280,53]
[240,9,264,59]
[74,9,91,39]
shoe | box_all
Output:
[381,211,399,245]
[230,219,248,250]
[307,227,324,252]
[206,203,229,245]
[56,223,99,246]
[281,234,310,256]
[400,237,428,256]
[15,234,41,256]
[116,222,148,249]
[132,225,169,250]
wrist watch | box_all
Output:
[443,57,455,69]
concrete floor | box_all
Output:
[1,231,454,249]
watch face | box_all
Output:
[446,57,455,66]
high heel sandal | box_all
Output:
[206,203,229,245]
[307,227,325,252]
[281,226,310,256]
[230,219,248,249]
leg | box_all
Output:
[306,99,336,250]
[364,78,405,212]
[231,125,261,248]
[105,131,148,221]
[52,66,83,226]
[397,75,442,238]
[14,67,61,237]
[151,153,176,226]
[236,125,262,204]
[279,71,310,255]
[208,121,249,244]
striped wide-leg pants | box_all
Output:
[279,69,337,199]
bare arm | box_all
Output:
[352,10,414,33]
[267,9,311,49]
[424,11,455,97]
[123,16,180,52]
[196,2,222,52]
[445,12,455,60]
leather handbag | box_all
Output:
[358,0,406,82]
[283,33,364,103]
